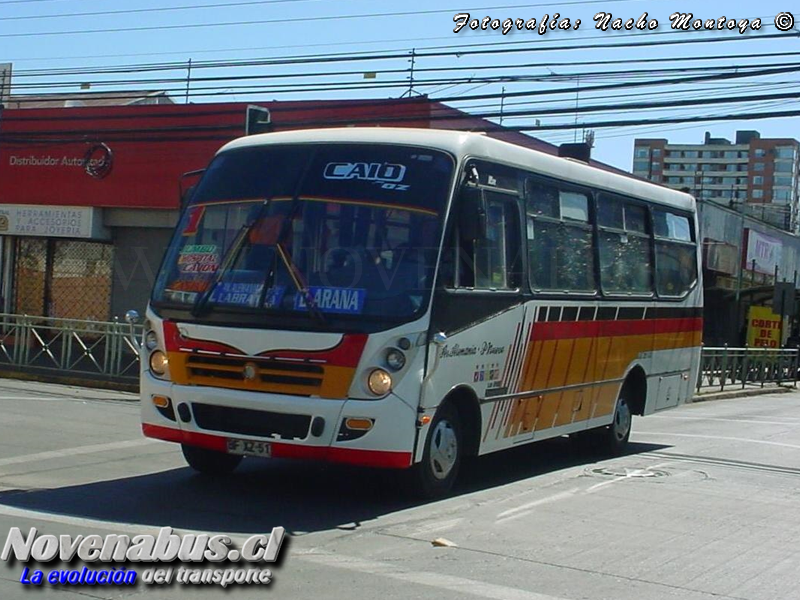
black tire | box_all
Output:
[182,444,243,475]
[570,392,633,456]
[407,402,463,499]
[597,393,633,455]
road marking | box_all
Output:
[654,415,799,426]
[495,462,674,525]
[495,489,580,523]
[297,551,569,600]
[407,517,465,537]
[0,439,157,468]
[635,431,800,449]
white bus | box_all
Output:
[140,128,702,497]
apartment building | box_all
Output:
[633,131,800,232]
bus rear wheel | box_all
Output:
[408,402,462,499]
[571,393,632,456]
[598,393,632,455]
[182,444,243,475]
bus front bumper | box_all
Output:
[140,373,416,470]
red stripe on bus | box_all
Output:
[530,317,703,341]
[162,321,367,367]
[142,423,412,469]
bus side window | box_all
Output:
[474,193,521,289]
[652,209,697,297]
[597,196,654,295]
[444,188,521,290]
[526,180,596,293]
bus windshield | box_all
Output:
[152,143,454,322]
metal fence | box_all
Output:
[697,346,800,393]
[0,313,142,384]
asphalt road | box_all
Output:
[0,378,798,600]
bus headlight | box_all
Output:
[386,348,406,371]
[149,350,169,377]
[144,330,159,351]
[367,368,392,396]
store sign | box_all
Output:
[0,205,104,239]
[744,229,782,275]
[746,306,782,348]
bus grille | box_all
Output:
[169,352,353,398]
[192,403,311,440]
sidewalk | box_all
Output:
[693,382,796,402]
[0,377,138,402]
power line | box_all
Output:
[0,0,652,38]
[10,27,794,80]
[6,62,799,109]
[0,0,342,22]
[2,10,784,66]
[11,58,796,91]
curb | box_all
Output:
[692,385,795,402]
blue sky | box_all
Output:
[0,0,797,170]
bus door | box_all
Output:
[426,183,529,452]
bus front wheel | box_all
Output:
[408,402,463,498]
[182,444,243,475]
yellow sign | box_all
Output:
[747,306,782,348]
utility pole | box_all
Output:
[401,49,417,98]
[185,59,192,104]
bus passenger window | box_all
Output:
[448,190,521,290]
[474,197,521,289]
[652,209,697,297]
[597,196,653,295]
[526,182,596,293]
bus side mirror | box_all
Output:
[458,187,487,241]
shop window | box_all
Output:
[14,238,113,320]
[526,182,596,293]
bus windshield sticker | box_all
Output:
[209,282,264,308]
[263,285,286,309]
[182,205,205,236]
[178,245,219,274]
[294,287,366,314]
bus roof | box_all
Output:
[220,127,695,212]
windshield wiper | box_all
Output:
[191,198,272,317]
[260,151,327,325]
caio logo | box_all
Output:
[0,215,8,233]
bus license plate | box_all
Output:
[227,438,271,458]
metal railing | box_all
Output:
[0,313,143,384]
[697,346,800,393]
